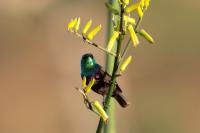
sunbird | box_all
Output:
[81,53,128,108]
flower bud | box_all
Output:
[107,31,120,52]
[75,17,80,32]
[82,76,87,88]
[140,0,145,9]
[127,25,139,47]
[67,18,77,32]
[139,29,154,44]
[125,1,140,14]
[87,25,102,41]
[137,6,143,18]
[92,100,108,122]
[123,15,136,25]
[122,0,129,5]
[82,20,92,36]
[144,0,150,9]
[120,56,132,73]
[85,78,95,94]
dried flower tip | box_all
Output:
[125,1,141,14]
[107,31,120,52]
[122,0,129,5]
[87,25,102,41]
[67,18,77,32]
[137,6,143,18]
[82,76,87,88]
[82,20,92,36]
[92,100,108,122]
[85,78,95,94]
[75,17,80,32]
[123,15,136,25]
[127,25,139,47]
[139,29,154,44]
[120,56,132,73]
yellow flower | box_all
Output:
[82,76,87,89]
[137,6,143,18]
[123,15,136,25]
[92,100,108,122]
[139,29,154,44]
[127,25,139,47]
[82,20,92,36]
[87,25,102,41]
[125,1,141,14]
[140,0,145,9]
[84,78,95,94]
[122,0,129,5]
[75,17,80,32]
[67,18,77,32]
[107,31,120,52]
[144,0,150,9]
[120,56,132,73]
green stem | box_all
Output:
[96,1,124,133]
[104,6,124,133]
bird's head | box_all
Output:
[81,53,96,70]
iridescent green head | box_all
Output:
[81,53,97,75]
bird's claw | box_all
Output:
[109,80,117,85]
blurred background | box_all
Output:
[0,0,200,133]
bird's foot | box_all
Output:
[109,80,117,85]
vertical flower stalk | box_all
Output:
[97,0,122,132]
[67,0,154,132]
[104,0,120,132]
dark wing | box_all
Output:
[98,66,122,93]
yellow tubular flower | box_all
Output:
[92,100,108,122]
[85,78,95,94]
[144,0,150,9]
[67,18,77,32]
[140,0,145,9]
[82,76,87,88]
[123,15,136,25]
[82,20,92,36]
[87,25,102,41]
[120,56,132,73]
[75,17,80,32]
[107,31,120,52]
[125,1,141,14]
[122,0,129,5]
[137,6,143,18]
[139,29,154,44]
[127,25,139,47]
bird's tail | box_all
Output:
[114,93,129,108]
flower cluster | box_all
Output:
[68,0,154,125]
[67,0,154,63]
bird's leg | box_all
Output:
[109,80,117,85]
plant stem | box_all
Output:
[96,0,124,133]
[96,1,118,132]
[73,32,116,57]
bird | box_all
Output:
[80,53,128,108]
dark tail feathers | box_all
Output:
[114,93,129,108]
